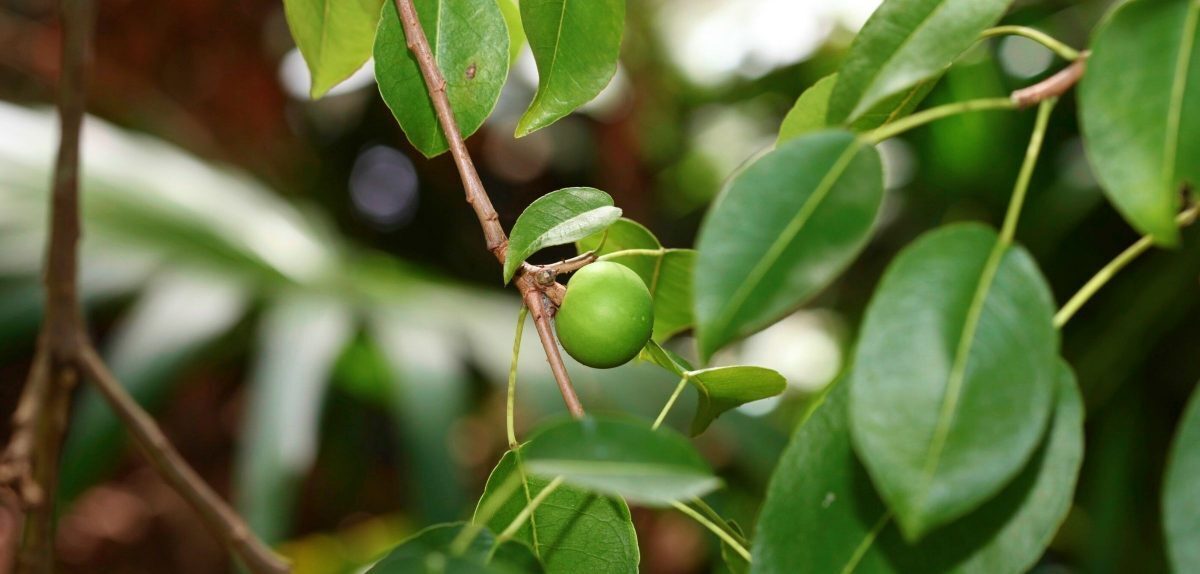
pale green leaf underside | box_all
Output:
[848,224,1058,540]
[1164,382,1200,573]
[504,187,621,282]
[285,0,385,98]
[517,0,626,136]
[1078,0,1200,245]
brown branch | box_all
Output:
[392,0,585,417]
[1011,53,1088,109]
[77,347,290,574]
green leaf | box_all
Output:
[827,0,1012,124]
[576,217,660,256]
[498,0,526,66]
[1078,0,1200,245]
[722,521,750,574]
[374,0,509,157]
[638,339,691,376]
[1164,382,1200,572]
[694,130,883,360]
[368,523,543,574]
[686,366,786,436]
[753,364,1083,573]
[522,416,721,506]
[516,0,626,136]
[780,74,936,144]
[600,248,696,342]
[284,0,384,98]
[503,187,622,283]
[235,295,353,544]
[848,223,1059,540]
[476,450,639,573]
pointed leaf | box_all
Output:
[522,416,721,506]
[516,0,625,136]
[576,217,660,256]
[368,522,542,574]
[1164,382,1200,573]
[476,450,639,573]
[694,130,883,360]
[504,187,622,283]
[687,366,786,436]
[827,0,1012,124]
[1078,0,1200,245]
[374,0,509,157]
[849,224,1058,539]
[753,365,1083,573]
[600,248,695,342]
[780,74,937,144]
[284,0,385,98]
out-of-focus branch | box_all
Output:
[1011,53,1088,109]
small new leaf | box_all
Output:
[284,0,385,99]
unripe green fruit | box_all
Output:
[556,261,654,369]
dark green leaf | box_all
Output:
[694,130,883,360]
[827,0,1012,124]
[476,450,639,573]
[504,187,622,283]
[753,365,1083,573]
[1164,382,1200,572]
[600,248,695,342]
[368,522,542,574]
[576,217,660,256]
[687,366,786,436]
[516,0,625,136]
[1078,0,1199,245]
[849,224,1058,539]
[522,416,721,506]
[375,0,509,157]
[284,0,384,98]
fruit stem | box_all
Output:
[652,376,689,430]
[507,306,528,449]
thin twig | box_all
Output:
[77,346,290,574]
[1011,54,1088,109]
[391,0,584,417]
[671,501,751,562]
[979,25,1081,61]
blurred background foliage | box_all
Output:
[0,0,1196,572]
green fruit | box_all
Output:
[556,261,654,369]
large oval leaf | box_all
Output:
[848,224,1058,540]
[516,0,625,136]
[694,130,883,360]
[686,366,786,436]
[374,0,509,157]
[522,416,720,506]
[476,450,639,573]
[827,0,1012,124]
[1079,0,1200,245]
[368,522,542,573]
[284,0,384,98]
[600,248,695,342]
[753,365,1082,574]
[779,74,934,143]
[1164,382,1200,572]
[503,187,622,283]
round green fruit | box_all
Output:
[555,261,654,369]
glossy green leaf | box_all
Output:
[504,187,622,283]
[476,450,639,573]
[284,0,384,98]
[600,248,695,342]
[780,74,936,144]
[576,217,660,256]
[498,0,525,66]
[516,0,625,136]
[375,0,509,157]
[753,365,1083,574]
[827,0,1012,124]
[368,523,542,574]
[687,366,786,436]
[694,130,883,360]
[1164,382,1200,572]
[849,224,1058,540]
[522,416,721,506]
[1078,0,1200,245]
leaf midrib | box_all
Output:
[846,0,955,121]
[527,0,570,119]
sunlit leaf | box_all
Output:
[283,0,384,98]
[1164,382,1200,573]
[504,187,622,283]
[849,224,1058,540]
[498,0,526,66]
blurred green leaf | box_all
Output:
[1078,0,1199,245]
[498,0,525,66]
[283,0,384,98]
[475,449,639,573]
[827,0,1011,124]
[849,224,1058,540]
[686,366,785,436]
[694,130,882,361]
[780,74,936,144]
[504,187,622,283]
[576,217,660,256]
[374,0,509,157]
[600,248,695,342]
[516,0,625,136]
[522,416,720,506]
[1164,382,1200,572]
[367,523,543,573]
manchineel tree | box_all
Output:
[4,0,1200,572]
